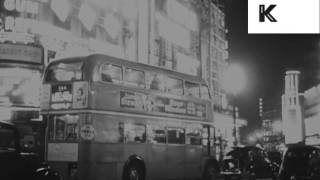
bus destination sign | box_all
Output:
[120,91,206,118]
[51,84,73,110]
[0,43,43,64]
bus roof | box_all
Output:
[49,54,207,84]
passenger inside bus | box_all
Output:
[150,74,165,91]
[101,73,112,82]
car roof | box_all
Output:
[226,146,264,157]
[286,143,320,152]
[0,121,16,130]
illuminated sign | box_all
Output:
[0,43,42,64]
[51,84,72,110]
[120,91,206,118]
[0,68,41,107]
[2,0,39,14]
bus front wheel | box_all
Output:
[203,163,219,180]
[124,162,144,180]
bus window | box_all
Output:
[185,81,200,98]
[202,127,209,146]
[148,73,166,91]
[124,68,145,88]
[186,125,202,145]
[45,62,83,82]
[167,127,185,144]
[94,120,123,143]
[48,114,79,141]
[209,127,215,147]
[124,123,146,143]
[147,124,166,144]
[100,64,122,83]
[200,84,210,99]
[166,77,183,95]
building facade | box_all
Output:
[0,0,244,152]
[261,108,284,151]
[304,84,320,145]
[0,0,227,76]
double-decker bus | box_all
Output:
[0,34,45,157]
[40,54,219,180]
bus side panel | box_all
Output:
[167,145,185,179]
[146,144,167,180]
[78,143,125,180]
[185,145,203,178]
[123,143,147,163]
[89,83,121,111]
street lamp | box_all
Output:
[222,64,246,146]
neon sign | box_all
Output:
[0,43,42,64]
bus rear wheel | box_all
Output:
[124,162,144,180]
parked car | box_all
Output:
[221,146,279,180]
[0,121,61,180]
[278,143,320,180]
[268,151,282,165]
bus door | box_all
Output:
[46,113,81,180]
[202,125,215,157]
[185,124,203,178]
[166,125,185,179]
[146,122,167,179]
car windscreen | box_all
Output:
[0,128,16,151]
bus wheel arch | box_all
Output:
[123,155,146,180]
[203,158,220,180]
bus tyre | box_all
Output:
[203,163,218,180]
[124,162,144,180]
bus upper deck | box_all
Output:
[41,54,213,122]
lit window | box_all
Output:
[186,125,201,145]
[167,127,185,144]
[45,61,83,82]
[124,68,145,88]
[100,64,122,83]
[148,124,166,144]
[148,73,165,91]
[166,77,183,95]
[185,81,200,98]
[124,123,146,143]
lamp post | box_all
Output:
[222,64,246,146]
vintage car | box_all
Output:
[221,146,279,180]
[0,121,61,180]
[278,143,320,180]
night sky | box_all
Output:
[225,0,320,140]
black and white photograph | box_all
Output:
[0,0,320,180]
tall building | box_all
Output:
[199,1,247,149]
[281,70,305,144]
